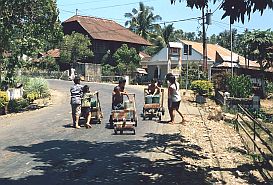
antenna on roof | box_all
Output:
[76,9,78,15]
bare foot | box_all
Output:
[74,125,81,129]
[85,124,92,129]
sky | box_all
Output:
[57,0,273,37]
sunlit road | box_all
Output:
[0,80,206,185]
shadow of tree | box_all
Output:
[0,133,220,185]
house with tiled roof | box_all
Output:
[144,39,264,81]
[62,15,151,64]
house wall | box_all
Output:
[181,43,203,61]
[147,65,158,80]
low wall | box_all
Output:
[215,90,260,110]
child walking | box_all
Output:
[70,76,83,129]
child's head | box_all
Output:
[73,76,81,84]
[151,78,156,85]
[168,75,176,84]
[119,78,126,87]
[114,86,121,94]
[83,85,90,93]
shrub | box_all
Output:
[266,81,273,94]
[0,91,9,108]
[212,72,231,91]
[191,80,213,95]
[8,98,29,113]
[227,75,252,98]
[26,92,39,102]
[24,77,50,99]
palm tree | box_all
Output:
[125,2,162,40]
[162,24,174,45]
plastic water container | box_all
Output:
[124,101,134,110]
[152,95,160,103]
[91,99,97,107]
[145,95,153,104]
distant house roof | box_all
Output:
[46,49,60,58]
[180,39,260,69]
[63,15,151,46]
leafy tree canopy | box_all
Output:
[170,0,273,24]
[125,2,162,39]
[59,32,93,65]
[0,0,62,56]
[113,44,141,75]
[242,29,273,70]
[0,0,62,84]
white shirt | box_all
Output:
[169,82,181,102]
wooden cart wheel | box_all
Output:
[158,113,162,121]
[143,111,146,120]
[162,107,165,116]
[109,115,113,128]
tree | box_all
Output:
[113,44,141,75]
[124,2,162,40]
[242,29,273,70]
[144,24,174,56]
[59,32,93,67]
[0,0,62,84]
[170,0,273,24]
[162,24,175,45]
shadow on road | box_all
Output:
[0,132,261,184]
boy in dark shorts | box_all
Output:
[112,86,124,110]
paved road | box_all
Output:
[0,80,209,185]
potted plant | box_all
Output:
[191,80,213,104]
[0,91,9,115]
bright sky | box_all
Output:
[57,0,273,36]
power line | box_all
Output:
[158,17,202,25]
[212,20,254,31]
[212,0,224,14]
[59,9,75,14]
[58,0,118,7]
[81,0,158,11]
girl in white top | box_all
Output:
[168,75,184,124]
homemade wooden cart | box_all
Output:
[142,88,164,121]
[109,93,137,135]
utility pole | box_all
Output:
[202,7,207,72]
[230,17,233,77]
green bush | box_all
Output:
[24,77,50,99]
[212,72,231,91]
[227,75,252,98]
[266,81,273,94]
[8,98,29,113]
[0,91,9,108]
[190,80,213,95]
[26,92,39,102]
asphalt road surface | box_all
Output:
[0,80,209,185]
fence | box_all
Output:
[234,104,273,181]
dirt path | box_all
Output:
[176,91,265,184]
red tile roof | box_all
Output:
[180,39,260,69]
[63,15,151,46]
[46,49,60,58]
